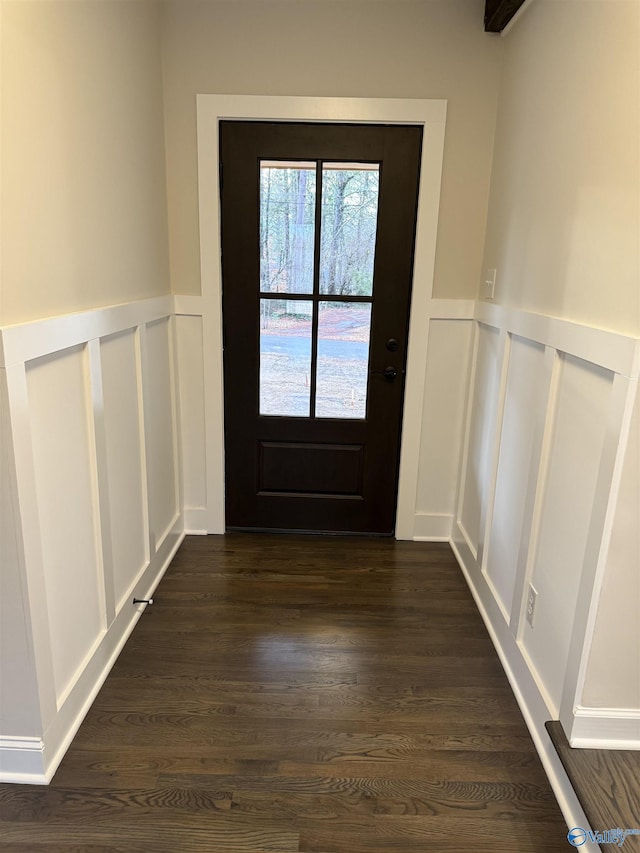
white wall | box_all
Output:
[0,372,41,740]
[522,355,614,714]
[484,334,547,619]
[581,392,640,712]
[100,330,149,612]
[144,318,180,550]
[175,312,207,532]
[26,345,107,706]
[438,0,640,835]
[414,318,474,540]
[1,0,637,810]
[459,323,502,554]
[0,0,171,324]
[480,0,640,337]
[0,299,184,783]
[0,0,182,783]
[445,0,639,771]
[160,0,502,301]
[450,303,638,843]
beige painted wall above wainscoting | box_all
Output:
[480,0,640,337]
[0,0,171,326]
[160,0,503,301]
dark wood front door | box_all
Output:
[220,121,422,534]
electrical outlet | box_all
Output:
[526,585,537,628]
[483,268,496,300]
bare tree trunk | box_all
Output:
[280,169,293,290]
[260,168,272,292]
[290,169,307,293]
[327,172,349,294]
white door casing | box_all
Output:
[195,95,447,536]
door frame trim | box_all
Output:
[196,95,447,538]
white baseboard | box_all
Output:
[456,520,478,561]
[451,519,477,570]
[570,707,640,750]
[412,512,453,541]
[0,737,47,784]
[449,530,601,852]
[0,519,185,785]
[183,506,208,535]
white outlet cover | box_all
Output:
[526,584,537,627]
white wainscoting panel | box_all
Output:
[100,329,148,612]
[485,336,549,620]
[458,323,502,556]
[0,372,42,739]
[414,319,474,541]
[579,388,640,716]
[522,354,614,715]
[2,285,638,800]
[175,314,207,533]
[143,318,178,549]
[451,303,639,826]
[0,296,184,783]
[26,345,106,707]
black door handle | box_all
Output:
[370,366,398,381]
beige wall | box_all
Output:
[481,0,640,336]
[480,0,640,729]
[0,1,170,325]
[160,0,503,299]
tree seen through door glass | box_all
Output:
[258,161,378,419]
[260,299,313,416]
[319,164,379,296]
[259,162,316,294]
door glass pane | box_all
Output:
[260,161,316,294]
[316,302,372,419]
[319,164,380,297]
[260,299,313,416]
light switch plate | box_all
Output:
[483,268,496,300]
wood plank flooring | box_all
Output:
[546,720,640,846]
[0,534,570,851]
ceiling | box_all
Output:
[484,0,528,33]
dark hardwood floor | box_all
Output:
[0,534,570,851]
[546,720,640,847]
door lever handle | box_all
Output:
[370,366,398,381]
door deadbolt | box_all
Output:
[370,366,398,382]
